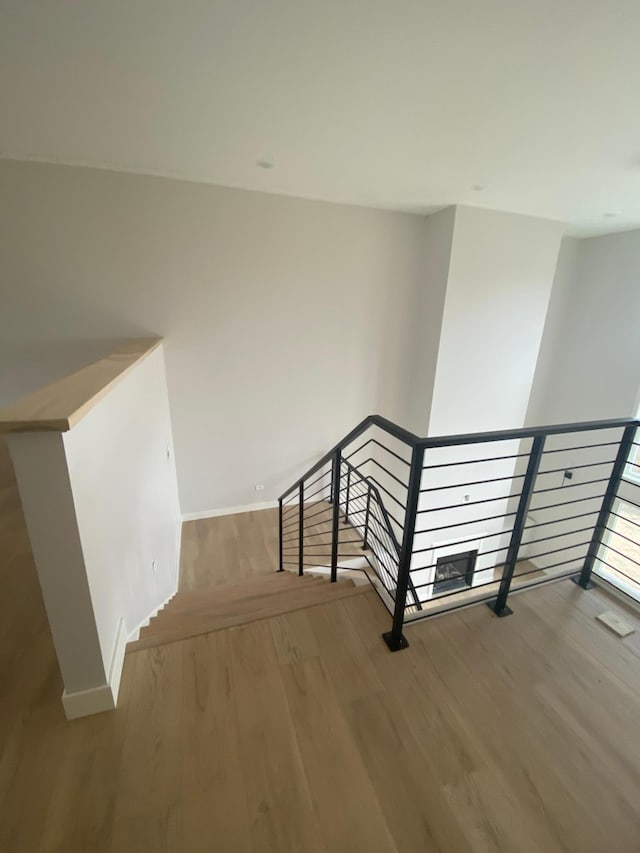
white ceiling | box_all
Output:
[2,0,640,236]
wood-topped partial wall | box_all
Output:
[2,338,182,719]
[0,337,162,433]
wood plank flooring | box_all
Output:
[3,440,640,850]
[179,502,364,592]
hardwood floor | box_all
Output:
[3,439,640,851]
[179,502,364,592]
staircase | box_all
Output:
[130,413,640,657]
[278,413,640,651]
[128,570,368,652]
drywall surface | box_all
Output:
[527,231,640,425]
[524,237,581,426]
[0,159,425,514]
[428,206,564,436]
[6,430,107,693]
[523,231,640,581]
[0,339,121,408]
[404,206,454,435]
[63,344,181,664]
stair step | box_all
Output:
[160,577,353,624]
[128,575,369,652]
[161,571,323,615]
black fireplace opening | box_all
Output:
[433,549,478,594]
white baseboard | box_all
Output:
[62,682,117,720]
[107,616,128,703]
[62,616,127,720]
[182,500,278,521]
[174,513,183,587]
[592,574,640,614]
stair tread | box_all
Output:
[162,572,323,614]
[159,576,353,621]
[128,577,368,652]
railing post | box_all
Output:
[489,435,546,617]
[298,480,304,577]
[383,444,424,652]
[574,423,637,590]
[362,486,371,550]
[343,467,351,524]
[278,499,284,572]
[330,451,341,582]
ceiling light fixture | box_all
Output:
[603,212,617,218]
[471,184,484,191]
[256,159,274,170]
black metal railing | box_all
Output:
[279,414,640,651]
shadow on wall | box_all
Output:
[0,285,153,406]
[372,227,426,429]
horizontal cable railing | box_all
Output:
[279,414,640,651]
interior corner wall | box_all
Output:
[0,159,426,515]
[526,230,640,426]
[427,206,564,437]
[403,207,455,435]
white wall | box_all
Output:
[404,206,454,435]
[63,345,181,657]
[523,231,640,579]
[0,339,120,408]
[0,159,426,515]
[429,206,564,436]
[7,431,107,693]
[527,231,640,425]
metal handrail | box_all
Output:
[341,458,422,610]
[278,413,640,654]
[279,414,639,501]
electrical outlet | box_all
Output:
[255,484,265,492]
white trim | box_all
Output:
[182,500,278,521]
[593,574,640,614]
[416,534,487,602]
[61,615,128,719]
[174,513,182,587]
[62,683,116,720]
[107,617,128,703]
[594,569,640,607]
